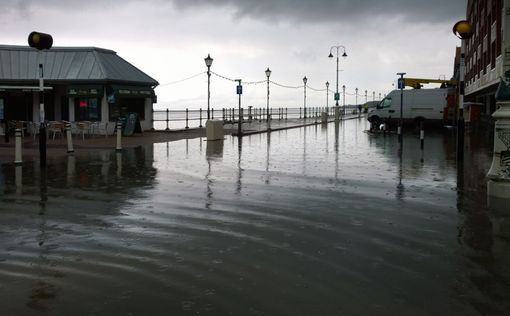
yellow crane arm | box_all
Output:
[404,78,457,89]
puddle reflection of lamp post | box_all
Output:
[329,45,347,121]
[265,67,271,124]
[204,54,213,120]
[303,76,308,119]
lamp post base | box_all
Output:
[334,107,340,121]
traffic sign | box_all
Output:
[334,92,340,101]
[237,85,243,95]
[397,78,405,89]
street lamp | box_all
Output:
[452,20,473,163]
[355,88,359,116]
[265,67,271,123]
[326,81,330,114]
[397,72,406,143]
[303,76,308,119]
[342,85,346,115]
[204,54,213,120]
[329,45,347,121]
[28,31,53,168]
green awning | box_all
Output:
[68,85,104,97]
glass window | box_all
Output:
[378,98,392,109]
[109,97,145,121]
[75,98,101,121]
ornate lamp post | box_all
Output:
[204,54,213,120]
[355,88,360,116]
[265,67,271,122]
[303,76,308,119]
[397,72,406,143]
[329,45,347,120]
[28,31,53,168]
[326,81,330,114]
[342,85,346,115]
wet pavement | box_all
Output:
[1,118,509,315]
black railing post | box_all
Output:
[166,108,170,131]
[185,108,189,129]
[199,108,203,128]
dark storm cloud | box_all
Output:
[171,0,467,23]
[3,0,467,23]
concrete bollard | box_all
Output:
[321,112,328,124]
[116,122,122,151]
[65,123,74,153]
[14,128,22,164]
[206,120,224,141]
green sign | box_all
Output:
[117,89,152,96]
[334,93,340,101]
[0,99,4,120]
[68,86,102,97]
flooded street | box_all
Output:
[1,118,509,315]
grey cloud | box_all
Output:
[171,0,467,24]
[2,0,467,24]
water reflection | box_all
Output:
[0,122,509,315]
[205,140,224,210]
[15,165,22,195]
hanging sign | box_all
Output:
[236,85,243,95]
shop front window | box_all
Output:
[109,97,145,121]
[75,98,101,121]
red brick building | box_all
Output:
[464,0,504,122]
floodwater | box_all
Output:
[1,118,509,315]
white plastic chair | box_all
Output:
[95,122,109,137]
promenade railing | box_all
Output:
[152,106,359,130]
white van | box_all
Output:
[368,88,452,127]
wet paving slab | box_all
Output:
[1,118,509,315]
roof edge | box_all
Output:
[0,44,116,54]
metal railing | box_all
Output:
[152,106,355,130]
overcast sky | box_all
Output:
[1,0,467,109]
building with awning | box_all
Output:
[0,44,158,135]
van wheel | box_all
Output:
[369,116,381,131]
